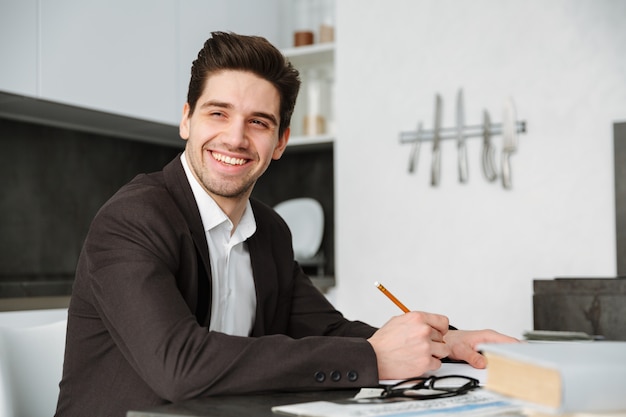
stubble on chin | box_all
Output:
[189,147,261,200]
[194,161,257,200]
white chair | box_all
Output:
[274,198,326,276]
[0,308,68,417]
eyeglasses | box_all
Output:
[380,375,479,400]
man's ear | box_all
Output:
[179,103,191,140]
[272,127,290,160]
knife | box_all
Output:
[481,110,497,182]
[456,89,468,183]
[501,98,519,189]
[431,94,442,186]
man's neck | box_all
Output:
[209,193,249,232]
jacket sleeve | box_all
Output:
[70,183,380,404]
[246,198,378,340]
[288,264,378,339]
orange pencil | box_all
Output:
[374,281,410,313]
[375,281,446,344]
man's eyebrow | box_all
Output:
[200,101,278,126]
[200,100,232,110]
[251,111,278,127]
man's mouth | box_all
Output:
[211,151,247,166]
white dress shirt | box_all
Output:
[181,152,257,336]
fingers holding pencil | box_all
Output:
[371,281,452,372]
[367,311,451,379]
[371,281,517,375]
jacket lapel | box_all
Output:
[163,154,212,325]
[162,157,279,334]
[247,201,280,336]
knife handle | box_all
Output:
[482,145,497,182]
[431,147,441,186]
[407,140,420,173]
[458,143,468,183]
[501,151,512,189]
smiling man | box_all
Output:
[54,32,517,417]
[180,70,287,225]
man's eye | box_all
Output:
[251,119,269,128]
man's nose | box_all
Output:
[223,120,248,148]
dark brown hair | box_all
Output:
[187,31,301,137]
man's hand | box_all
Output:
[367,311,451,380]
[443,329,520,368]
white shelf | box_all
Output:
[286,134,334,150]
[282,42,335,150]
[282,43,335,68]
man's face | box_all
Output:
[180,70,289,207]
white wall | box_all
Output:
[0,0,283,126]
[176,0,284,120]
[333,0,626,338]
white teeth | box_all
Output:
[212,152,246,166]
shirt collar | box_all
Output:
[180,152,256,240]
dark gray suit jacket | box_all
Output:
[55,155,378,417]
